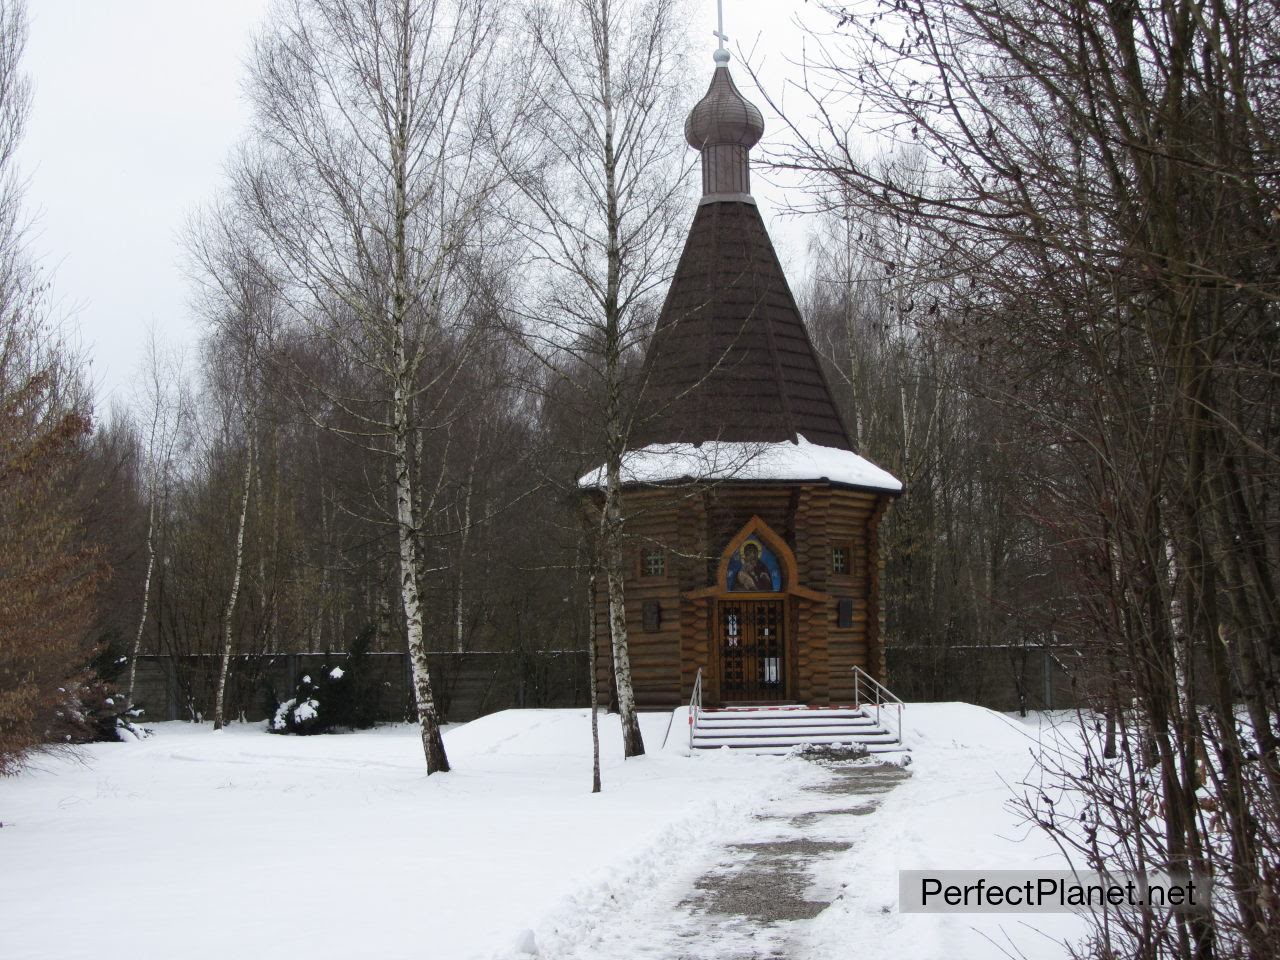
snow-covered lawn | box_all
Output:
[1,704,1087,960]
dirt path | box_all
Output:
[538,756,911,960]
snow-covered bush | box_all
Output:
[47,636,148,745]
[269,670,355,735]
[269,627,381,735]
[271,685,324,735]
[60,676,145,743]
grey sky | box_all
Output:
[19,0,829,415]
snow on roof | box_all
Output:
[578,436,903,493]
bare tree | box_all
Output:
[503,0,692,760]
[780,1,1280,955]
[801,192,1047,703]
[236,0,509,772]
[123,329,189,712]
[186,203,278,732]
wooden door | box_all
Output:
[717,598,787,702]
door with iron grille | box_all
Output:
[717,599,787,701]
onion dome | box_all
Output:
[684,53,765,200]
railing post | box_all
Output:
[688,667,703,752]
[850,664,906,746]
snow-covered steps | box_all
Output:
[691,705,907,756]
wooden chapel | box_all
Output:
[580,44,902,711]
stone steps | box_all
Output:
[691,705,906,755]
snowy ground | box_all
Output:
[1,704,1087,960]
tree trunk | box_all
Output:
[603,461,643,758]
[394,385,450,773]
[125,495,156,711]
[213,431,254,731]
[589,570,601,793]
[453,441,478,653]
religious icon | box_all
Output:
[727,536,782,592]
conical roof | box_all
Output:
[633,63,854,453]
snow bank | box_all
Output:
[444,707,670,759]
[577,435,902,492]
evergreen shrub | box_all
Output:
[269,626,381,734]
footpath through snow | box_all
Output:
[0,704,1087,960]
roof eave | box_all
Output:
[579,476,904,498]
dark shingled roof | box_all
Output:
[633,199,855,451]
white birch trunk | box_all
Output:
[126,342,173,713]
[603,459,644,757]
[393,384,450,773]
[125,496,156,711]
[213,430,254,731]
[588,569,601,793]
[453,449,476,653]
[842,205,862,450]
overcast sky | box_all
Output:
[19,0,830,415]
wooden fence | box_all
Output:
[130,643,1087,726]
[885,644,1082,713]
[130,649,591,725]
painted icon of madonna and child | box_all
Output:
[727,536,783,592]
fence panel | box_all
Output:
[130,650,591,725]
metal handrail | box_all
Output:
[688,667,703,751]
[852,664,905,745]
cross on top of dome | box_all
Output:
[712,0,730,64]
[685,1,764,159]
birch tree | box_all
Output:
[123,330,189,712]
[210,412,254,732]
[186,205,276,732]
[504,0,692,759]
[236,0,508,772]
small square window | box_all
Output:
[832,545,849,575]
[641,548,665,578]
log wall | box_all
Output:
[587,482,895,710]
